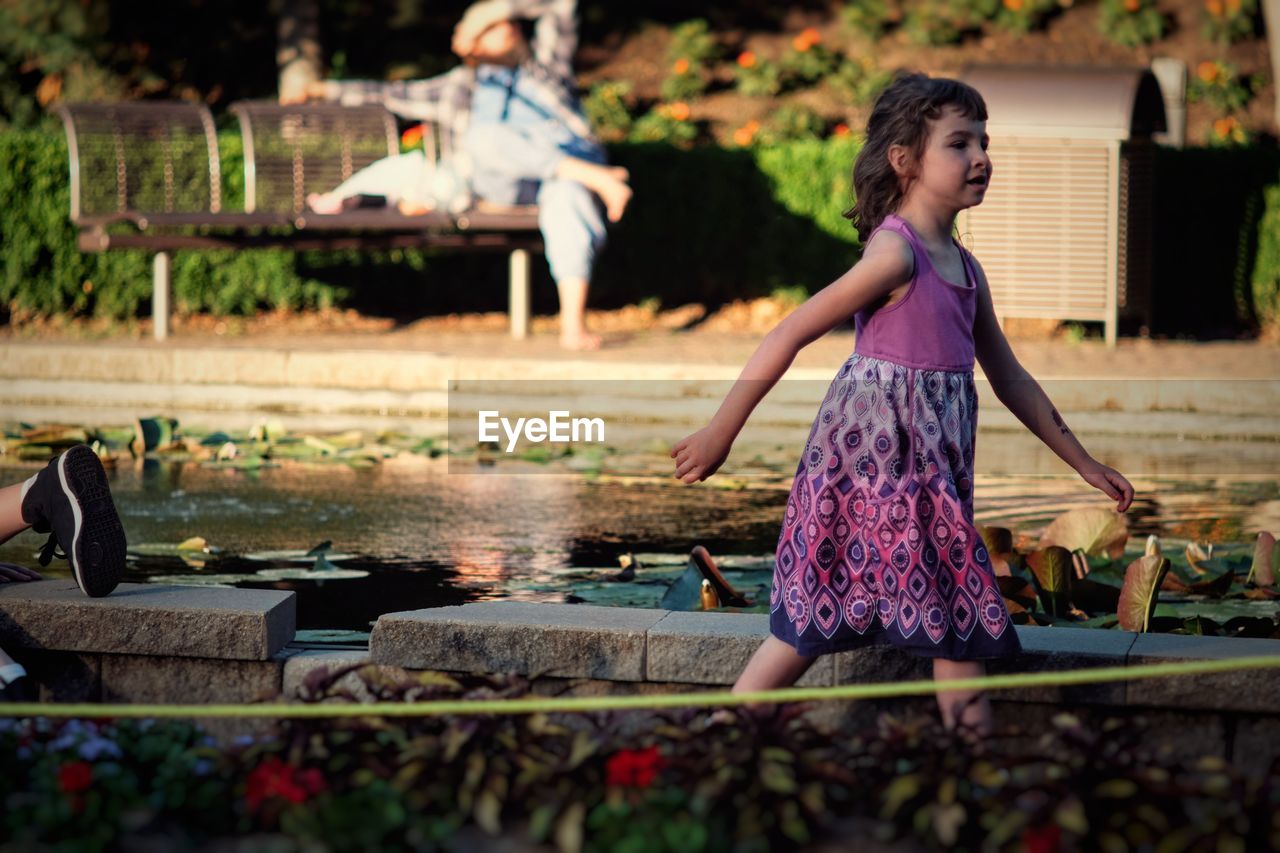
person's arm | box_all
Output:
[671,229,913,484]
[308,73,452,121]
[971,256,1134,512]
[469,0,577,80]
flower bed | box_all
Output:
[4,665,1278,851]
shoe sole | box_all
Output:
[57,446,126,597]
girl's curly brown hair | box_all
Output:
[844,73,988,243]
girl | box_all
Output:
[670,73,1134,738]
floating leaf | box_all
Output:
[252,567,369,581]
[250,419,287,441]
[1185,541,1215,576]
[1026,547,1073,618]
[243,548,356,563]
[1144,534,1161,558]
[1069,577,1122,614]
[1117,555,1171,632]
[1038,507,1128,559]
[176,536,208,552]
[979,525,1015,576]
[1247,532,1276,587]
[1186,570,1235,598]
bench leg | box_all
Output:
[509,248,530,340]
[153,251,171,342]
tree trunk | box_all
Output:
[1266,0,1280,133]
[276,0,322,101]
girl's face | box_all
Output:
[471,20,525,65]
[900,104,992,213]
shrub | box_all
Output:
[583,80,634,142]
[1097,0,1166,47]
[993,0,1063,35]
[659,57,709,102]
[665,19,719,66]
[733,50,783,98]
[828,57,894,106]
[840,0,903,40]
[1252,179,1280,335]
[628,103,697,148]
[779,28,839,87]
[1202,0,1258,43]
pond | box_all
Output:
[1,419,1277,641]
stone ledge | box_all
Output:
[0,581,295,661]
[986,626,1136,707]
[1126,633,1280,714]
[371,601,669,681]
[646,611,834,687]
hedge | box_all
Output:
[1,126,1278,336]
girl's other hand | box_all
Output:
[1077,460,1134,513]
[671,428,732,484]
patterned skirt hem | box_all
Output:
[770,611,1024,661]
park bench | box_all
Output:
[55,100,542,341]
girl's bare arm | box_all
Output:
[971,258,1134,511]
[671,230,913,484]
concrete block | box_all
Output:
[645,611,833,687]
[100,654,282,704]
[1126,634,1280,714]
[1231,714,1280,779]
[280,649,378,701]
[0,581,295,660]
[985,625,1134,707]
[371,601,669,681]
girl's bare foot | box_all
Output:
[306,192,344,215]
[559,331,602,351]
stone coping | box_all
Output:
[0,580,295,661]
[371,601,1280,712]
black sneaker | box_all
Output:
[21,445,126,597]
[0,675,35,703]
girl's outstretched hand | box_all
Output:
[1077,460,1134,513]
[671,427,732,484]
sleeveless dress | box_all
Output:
[768,213,1023,660]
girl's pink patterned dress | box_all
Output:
[769,214,1022,660]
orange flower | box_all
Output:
[1205,0,1224,14]
[1213,116,1238,137]
[791,28,820,52]
[832,123,851,137]
[669,101,691,122]
[673,58,690,75]
[400,124,424,148]
[1003,0,1024,11]
[1197,60,1219,83]
[733,121,760,146]
[737,50,757,69]
[1123,0,1141,11]
[1225,0,1241,11]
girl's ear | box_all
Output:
[887,143,912,178]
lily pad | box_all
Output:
[1026,547,1073,618]
[1117,555,1172,632]
[243,549,357,563]
[252,567,370,581]
[1038,507,1128,559]
[148,574,243,588]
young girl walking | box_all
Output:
[671,73,1134,738]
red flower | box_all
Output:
[58,761,93,794]
[605,746,666,788]
[246,757,326,812]
[1020,822,1062,853]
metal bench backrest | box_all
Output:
[229,101,398,215]
[55,102,221,222]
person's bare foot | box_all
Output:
[306,192,343,215]
[559,331,602,351]
[597,169,632,223]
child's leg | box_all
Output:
[933,658,992,739]
[733,635,819,693]
[0,482,33,546]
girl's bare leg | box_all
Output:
[705,635,817,724]
[553,158,632,222]
[933,658,992,741]
[0,483,31,546]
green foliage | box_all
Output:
[1202,0,1258,44]
[901,0,996,45]
[1097,0,1166,47]
[733,51,782,98]
[827,57,894,107]
[659,62,709,102]
[778,32,839,87]
[760,104,828,144]
[840,0,902,40]
[628,105,697,147]
[665,19,719,66]
[1252,180,1280,334]
[582,79,634,142]
[1189,60,1260,113]
[992,0,1063,35]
